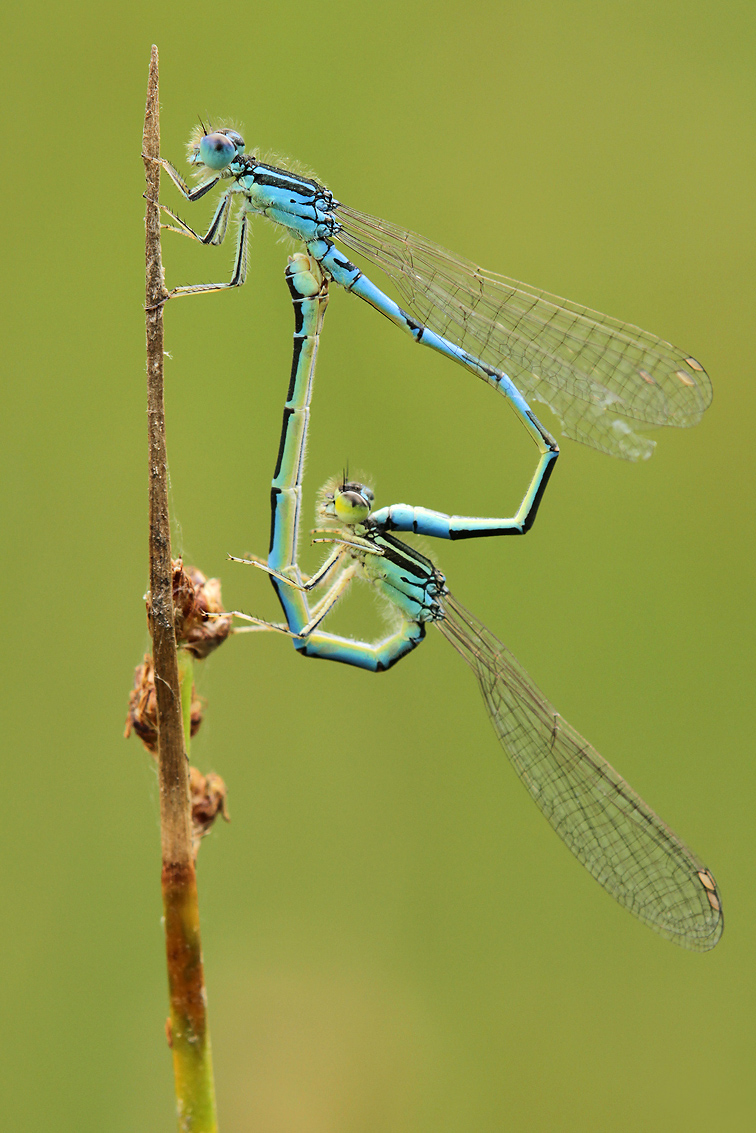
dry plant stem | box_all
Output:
[143,45,218,1132]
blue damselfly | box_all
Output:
[156,125,711,469]
[227,253,722,951]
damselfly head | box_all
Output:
[318,477,374,526]
[187,126,245,170]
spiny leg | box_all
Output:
[156,156,221,202]
[145,152,247,297]
[161,189,235,246]
[232,558,356,635]
[310,531,385,555]
[166,210,250,299]
[231,615,291,635]
[228,546,345,592]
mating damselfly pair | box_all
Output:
[154,125,722,949]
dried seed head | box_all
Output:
[170,560,233,659]
[189,766,230,857]
[125,653,204,754]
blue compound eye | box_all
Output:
[198,132,237,170]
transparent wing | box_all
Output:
[336,206,712,461]
[436,592,722,949]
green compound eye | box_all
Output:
[334,489,371,524]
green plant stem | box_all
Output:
[143,44,218,1133]
[178,651,194,760]
[162,864,218,1131]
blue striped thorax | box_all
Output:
[237,159,340,241]
[363,527,447,625]
[320,479,447,625]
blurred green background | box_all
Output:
[2,1,754,1129]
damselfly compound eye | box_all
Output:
[221,130,245,151]
[198,132,237,170]
[334,490,371,524]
